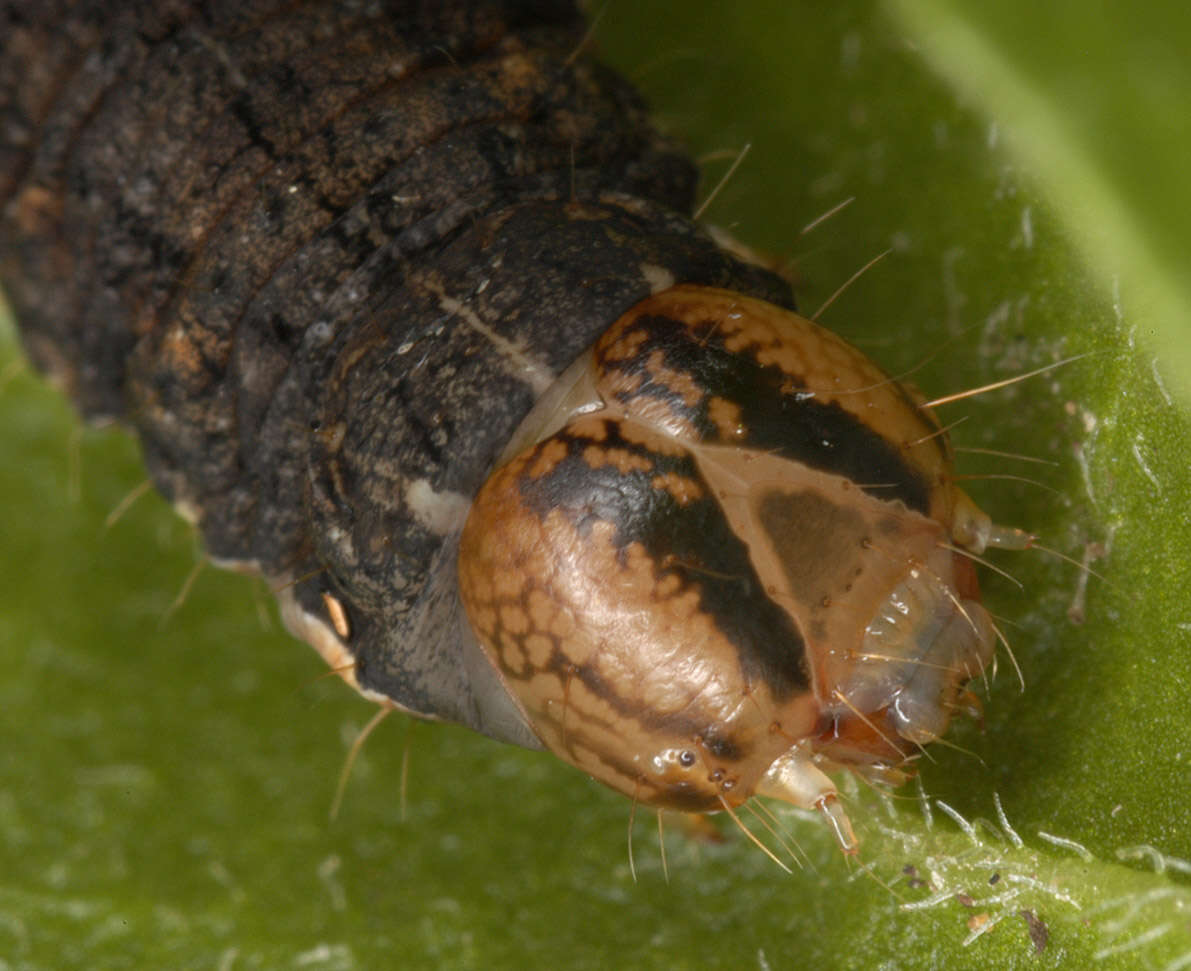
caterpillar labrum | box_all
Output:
[0,0,1030,854]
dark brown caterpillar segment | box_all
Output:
[0,1,791,742]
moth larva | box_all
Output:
[0,0,1027,853]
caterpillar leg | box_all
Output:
[755,745,858,854]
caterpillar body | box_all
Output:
[0,0,1022,851]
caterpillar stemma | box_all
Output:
[1,0,1035,862]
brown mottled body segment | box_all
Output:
[4,0,1005,848]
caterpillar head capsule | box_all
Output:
[459,285,1007,851]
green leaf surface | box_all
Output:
[2,2,1189,968]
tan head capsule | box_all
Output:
[459,285,1005,850]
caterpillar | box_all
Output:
[0,0,1028,854]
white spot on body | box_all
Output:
[404,478,472,535]
[173,497,202,526]
[308,320,334,345]
[324,524,355,559]
[639,263,675,294]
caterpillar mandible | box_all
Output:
[0,0,1028,853]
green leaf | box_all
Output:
[1,2,1189,968]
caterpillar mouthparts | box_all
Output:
[1,0,1023,855]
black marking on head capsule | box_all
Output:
[601,314,934,515]
[518,419,810,700]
